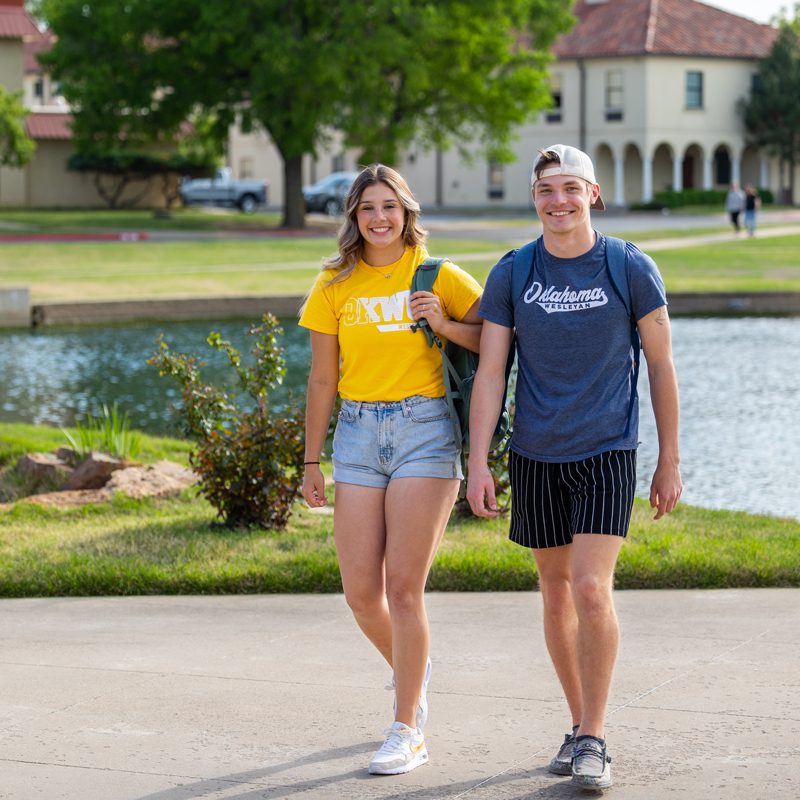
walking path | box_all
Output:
[1,590,797,799]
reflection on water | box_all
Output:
[0,319,309,435]
[0,317,798,520]
[636,317,800,521]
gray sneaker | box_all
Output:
[571,735,612,789]
[547,726,579,775]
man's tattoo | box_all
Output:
[656,307,667,326]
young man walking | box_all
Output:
[467,144,682,790]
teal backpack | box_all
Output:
[410,258,513,461]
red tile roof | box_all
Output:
[25,112,73,140]
[0,3,40,39]
[554,0,778,59]
[24,31,55,73]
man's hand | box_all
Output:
[649,462,682,520]
[467,462,500,517]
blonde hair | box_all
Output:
[321,164,428,284]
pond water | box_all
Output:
[1,317,798,521]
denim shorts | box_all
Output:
[332,395,462,488]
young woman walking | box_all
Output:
[299,164,482,775]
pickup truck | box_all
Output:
[179,168,268,213]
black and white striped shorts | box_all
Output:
[508,449,637,549]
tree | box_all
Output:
[67,151,217,209]
[739,23,800,205]
[37,0,573,227]
[0,86,35,168]
[337,0,570,167]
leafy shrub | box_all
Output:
[631,187,774,211]
[756,187,774,204]
[148,314,305,530]
[453,367,516,518]
[62,402,141,461]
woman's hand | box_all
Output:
[410,290,445,333]
[302,464,327,507]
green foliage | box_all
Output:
[147,314,305,530]
[0,422,191,468]
[38,0,574,227]
[67,151,213,178]
[0,85,35,168]
[67,149,217,209]
[336,0,575,165]
[61,403,142,461]
[1,493,798,596]
[632,188,774,210]
[738,23,800,204]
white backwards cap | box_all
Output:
[531,144,605,210]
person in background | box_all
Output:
[467,144,682,791]
[725,182,744,233]
[744,184,761,237]
[299,164,483,776]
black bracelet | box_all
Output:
[304,461,320,465]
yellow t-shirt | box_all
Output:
[299,245,482,401]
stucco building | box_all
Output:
[0,0,163,208]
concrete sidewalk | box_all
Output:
[1,590,797,799]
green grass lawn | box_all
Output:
[0,422,192,468]
[653,236,800,292]
[1,487,798,597]
[1,423,799,597]
[0,207,287,233]
[0,237,503,302]
[2,230,800,302]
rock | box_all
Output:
[54,447,80,467]
[105,460,198,499]
[8,455,197,507]
[61,452,128,491]
[22,489,110,508]
[15,453,74,488]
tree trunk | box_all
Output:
[281,155,305,228]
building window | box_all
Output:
[34,78,44,100]
[605,70,624,122]
[714,149,731,185]
[751,73,762,92]
[545,73,562,123]
[488,160,504,200]
[239,156,254,179]
[686,71,703,109]
[332,153,345,173]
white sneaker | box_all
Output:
[388,657,432,730]
[368,721,428,775]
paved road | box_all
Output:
[423,207,800,243]
[1,590,797,799]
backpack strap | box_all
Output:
[510,238,539,307]
[604,235,641,438]
[411,257,465,448]
[410,257,446,348]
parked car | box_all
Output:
[179,167,268,214]
[303,171,359,216]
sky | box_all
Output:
[701,0,795,23]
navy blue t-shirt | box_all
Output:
[479,232,667,462]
